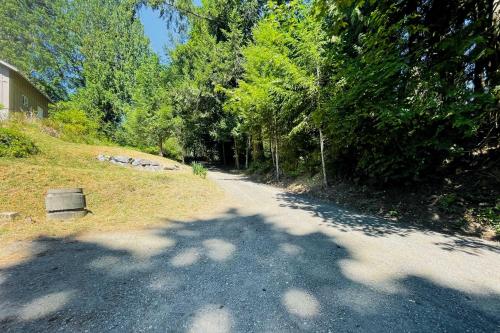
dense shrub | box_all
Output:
[132,138,183,161]
[46,103,100,144]
[163,137,183,161]
[0,127,39,157]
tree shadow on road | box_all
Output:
[275,191,500,256]
[0,208,499,332]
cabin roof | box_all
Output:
[0,60,52,103]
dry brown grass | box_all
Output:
[0,121,223,245]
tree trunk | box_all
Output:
[252,135,259,162]
[270,137,275,167]
[275,135,279,182]
[234,138,240,170]
[222,142,227,166]
[245,135,250,169]
[319,128,327,188]
[159,137,165,157]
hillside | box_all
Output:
[0,122,222,245]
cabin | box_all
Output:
[0,60,51,120]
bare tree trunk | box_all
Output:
[315,64,327,188]
[275,135,279,182]
[222,142,226,166]
[245,135,250,169]
[252,135,259,162]
[319,129,327,188]
[270,137,275,167]
[234,138,240,170]
[159,137,165,157]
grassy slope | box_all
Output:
[0,122,222,244]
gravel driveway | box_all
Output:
[1,170,499,332]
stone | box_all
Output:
[139,159,154,166]
[144,165,163,171]
[0,212,19,222]
[97,154,110,161]
[111,155,132,164]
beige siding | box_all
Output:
[9,71,49,118]
[0,65,9,119]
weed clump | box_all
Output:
[192,162,207,178]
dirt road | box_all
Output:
[1,170,499,332]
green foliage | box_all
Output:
[46,102,100,144]
[315,0,499,182]
[122,54,183,155]
[478,204,500,235]
[139,138,183,161]
[437,194,458,212]
[163,137,184,161]
[248,159,273,175]
[3,0,498,185]
[191,162,208,178]
[0,0,79,100]
[0,127,39,158]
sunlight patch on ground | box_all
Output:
[170,247,201,267]
[19,291,74,320]
[88,255,152,276]
[202,239,235,262]
[148,273,182,291]
[79,231,175,258]
[279,243,304,256]
[188,304,232,333]
[338,259,402,294]
[282,288,320,318]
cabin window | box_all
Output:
[22,95,28,107]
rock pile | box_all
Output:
[97,154,180,171]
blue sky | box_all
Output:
[139,7,174,63]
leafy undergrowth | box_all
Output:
[0,122,223,245]
[0,127,39,157]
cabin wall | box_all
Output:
[8,70,49,118]
[0,65,9,120]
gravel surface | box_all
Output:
[1,170,499,332]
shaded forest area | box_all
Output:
[1,0,499,236]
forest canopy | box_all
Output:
[1,0,498,184]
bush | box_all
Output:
[191,162,207,178]
[248,160,272,175]
[478,204,500,235]
[45,103,100,144]
[0,127,39,157]
[163,137,183,161]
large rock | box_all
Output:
[132,159,161,167]
[97,153,179,172]
[131,158,142,166]
[111,155,132,164]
